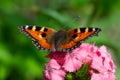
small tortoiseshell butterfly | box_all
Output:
[19,25,101,52]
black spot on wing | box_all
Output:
[95,28,101,32]
[44,28,48,32]
[88,28,93,32]
[80,28,85,33]
[41,33,46,37]
[74,29,78,33]
[72,34,78,38]
[94,28,101,35]
[35,26,41,31]
[27,26,33,30]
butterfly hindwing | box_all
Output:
[60,28,101,51]
[20,25,55,51]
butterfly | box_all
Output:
[19,25,101,52]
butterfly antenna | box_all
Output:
[61,16,81,30]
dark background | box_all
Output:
[0,0,120,80]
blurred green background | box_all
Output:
[0,0,120,80]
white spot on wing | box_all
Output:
[25,25,29,28]
[40,27,45,31]
[85,28,88,33]
[32,26,36,31]
[77,28,80,33]
[93,28,95,31]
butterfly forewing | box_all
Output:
[19,25,55,51]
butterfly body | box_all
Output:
[19,25,101,52]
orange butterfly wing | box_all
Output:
[20,25,55,51]
[60,28,101,51]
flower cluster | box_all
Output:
[43,43,115,80]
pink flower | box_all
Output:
[62,52,83,72]
[43,59,66,80]
[91,72,115,80]
[46,52,67,66]
[63,43,98,72]
[90,46,115,80]
[43,43,116,80]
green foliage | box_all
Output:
[65,63,90,80]
[0,0,120,80]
